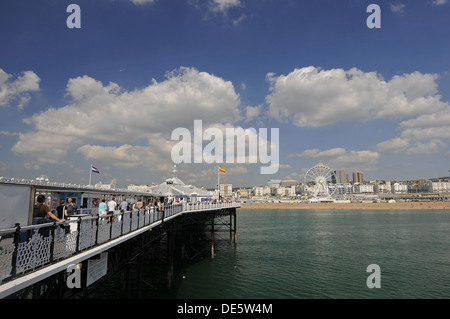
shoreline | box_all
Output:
[240,201,450,210]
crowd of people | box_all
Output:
[33,194,233,226]
[96,197,184,219]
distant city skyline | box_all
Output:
[1,1,450,189]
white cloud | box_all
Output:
[295,147,380,172]
[187,0,245,25]
[0,131,19,136]
[182,122,278,171]
[399,109,450,128]
[232,14,246,26]
[376,100,450,156]
[23,162,40,171]
[400,126,450,141]
[376,135,449,156]
[211,0,241,12]
[182,164,248,185]
[0,161,9,172]
[406,139,446,155]
[390,3,405,14]
[433,0,448,5]
[244,105,262,122]
[130,0,242,13]
[77,144,167,169]
[376,137,410,154]
[295,148,347,158]
[12,67,242,169]
[326,150,380,172]
[12,132,80,164]
[266,66,448,127]
[25,67,240,139]
[0,69,40,109]
[130,0,156,5]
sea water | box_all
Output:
[168,209,450,299]
[94,209,450,299]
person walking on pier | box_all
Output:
[56,199,67,220]
[65,198,76,216]
[99,199,107,222]
[56,199,70,234]
[108,197,117,222]
[136,198,144,214]
[120,199,128,213]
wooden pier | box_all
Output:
[0,202,239,299]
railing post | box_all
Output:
[50,221,57,262]
[120,212,124,235]
[109,213,113,239]
[75,217,82,253]
[138,209,141,227]
[11,223,21,277]
[95,216,99,245]
[130,210,133,231]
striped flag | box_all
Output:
[219,166,226,173]
[91,166,100,174]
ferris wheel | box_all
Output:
[304,163,336,197]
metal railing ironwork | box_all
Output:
[0,202,239,285]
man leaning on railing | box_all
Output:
[33,195,65,237]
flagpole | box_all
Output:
[89,164,92,186]
[217,165,220,202]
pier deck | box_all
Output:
[0,202,240,298]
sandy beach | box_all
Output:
[240,201,450,210]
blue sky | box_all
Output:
[1,0,450,188]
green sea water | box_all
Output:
[93,209,450,299]
[165,209,450,299]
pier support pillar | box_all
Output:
[166,228,174,290]
[211,218,215,259]
[136,254,142,299]
[181,227,188,260]
[230,213,233,243]
[233,210,237,245]
[121,262,132,299]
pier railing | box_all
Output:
[0,201,239,285]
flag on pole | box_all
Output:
[91,166,100,174]
[219,166,226,173]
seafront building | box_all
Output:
[354,184,374,193]
[392,182,408,194]
[220,184,233,197]
[94,182,115,190]
[427,181,450,193]
[88,166,449,203]
[333,170,348,184]
[352,172,364,184]
[232,171,450,203]
[89,170,450,203]
[127,184,152,192]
